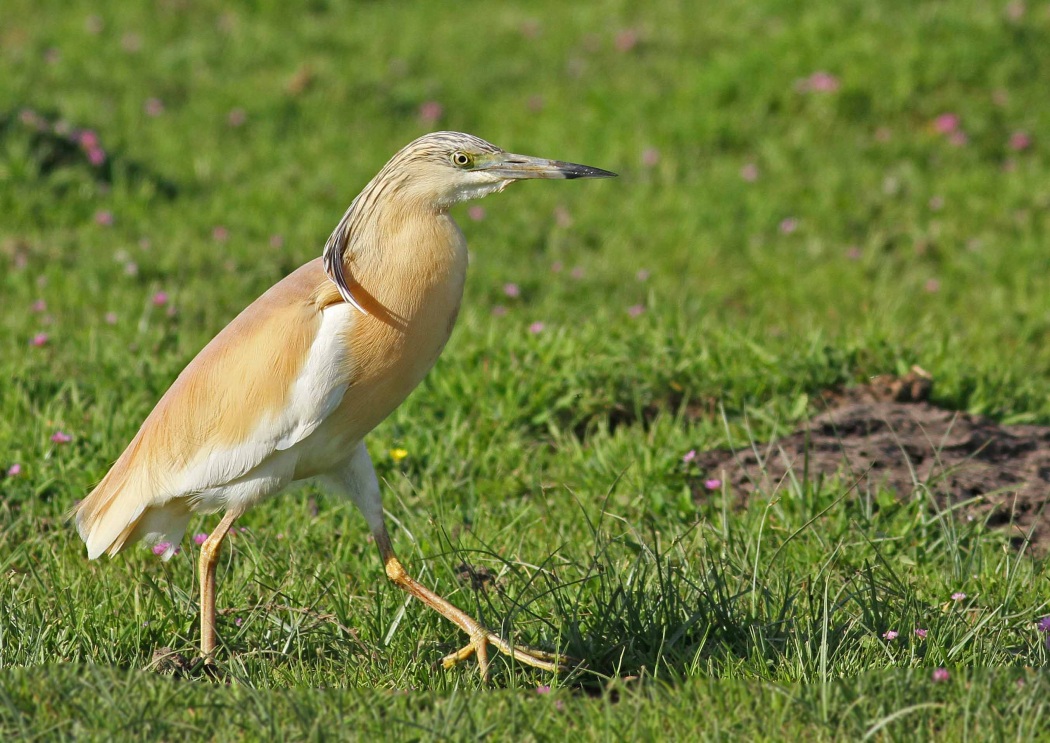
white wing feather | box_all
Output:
[77,289,357,559]
[174,301,355,501]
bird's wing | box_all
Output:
[76,258,351,557]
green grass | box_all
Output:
[3,0,1050,739]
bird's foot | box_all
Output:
[441,628,573,680]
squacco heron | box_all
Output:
[74,131,614,680]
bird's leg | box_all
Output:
[373,527,567,681]
[198,510,239,662]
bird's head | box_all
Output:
[386,131,616,209]
[323,132,615,315]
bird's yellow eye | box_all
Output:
[450,151,473,168]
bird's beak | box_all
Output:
[477,152,617,180]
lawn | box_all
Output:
[2,0,1050,739]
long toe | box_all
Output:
[442,630,570,676]
[441,634,490,681]
[441,642,478,668]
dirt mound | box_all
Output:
[694,369,1050,552]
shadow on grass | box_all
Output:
[0,108,180,199]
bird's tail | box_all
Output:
[73,442,189,562]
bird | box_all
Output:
[74,131,615,680]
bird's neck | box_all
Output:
[342,201,468,331]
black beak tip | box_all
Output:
[564,165,618,180]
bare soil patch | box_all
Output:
[694,369,1050,552]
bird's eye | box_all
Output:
[450,151,472,168]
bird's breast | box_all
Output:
[293,219,468,476]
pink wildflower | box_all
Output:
[152,291,169,307]
[807,71,840,92]
[87,148,106,166]
[932,668,949,682]
[32,300,47,313]
[95,210,113,226]
[468,206,486,221]
[614,28,639,52]
[31,332,49,347]
[6,464,21,477]
[105,312,118,325]
[779,217,799,234]
[627,304,645,318]
[951,592,967,601]
[914,628,928,639]
[503,283,521,298]
[51,431,72,444]
[682,450,697,464]
[235,617,243,626]
[796,72,839,93]
[536,684,552,694]
[528,321,545,334]
[704,479,722,490]
[1009,131,1032,151]
[212,226,229,242]
[740,163,759,182]
[933,114,960,134]
[882,630,899,640]
[152,542,171,556]
[418,101,443,125]
[19,109,42,128]
[194,533,209,546]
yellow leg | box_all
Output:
[198,510,239,662]
[374,529,568,681]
